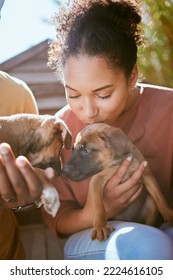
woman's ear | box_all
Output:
[128,64,138,90]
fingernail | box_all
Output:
[143,161,148,167]
[16,156,26,168]
[127,155,133,161]
[0,145,9,155]
[44,167,55,179]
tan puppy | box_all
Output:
[63,123,173,241]
[0,113,72,217]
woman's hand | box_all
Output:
[103,156,147,219]
[0,143,44,209]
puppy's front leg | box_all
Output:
[89,166,117,241]
[34,169,60,217]
[143,167,173,225]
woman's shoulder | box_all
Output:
[139,83,173,109]
[134,84,173,133]
[139,83,173,98]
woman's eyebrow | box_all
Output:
[65,85,77,91]
[65,84,114,92]
[92,84,114,92]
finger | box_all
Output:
[123,160,148,187]
[115,160,147,202]
[0,143,29,199]
[44,167,55,180]
[0,155,16,202]
[16,156,43,200]
[106,182,144,219]
[119,180,144,205]
[112,156,133,185]
[127,182,144,205]
[117,161,147,199]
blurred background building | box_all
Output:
[0,39,67,115]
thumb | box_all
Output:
[44,167,55,180]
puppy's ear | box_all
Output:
[41,117,72,150]
[99,127,128,157]
[55,120,72,150]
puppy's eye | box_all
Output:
[81,144,89,154]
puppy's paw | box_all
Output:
[41,187,60,217]
[91,224,114,241]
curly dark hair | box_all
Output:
[48,0,144,81]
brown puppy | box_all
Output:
[63,123,173,241]
[0,113,72,217]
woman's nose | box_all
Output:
[83,99,97,119]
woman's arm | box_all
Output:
[0,143,146,235]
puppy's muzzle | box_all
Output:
[63,163,81,181]
[63,162,99,182]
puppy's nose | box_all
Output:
[62,164,71,176]
[62,163,78,179]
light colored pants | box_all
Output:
[64,221,173,260]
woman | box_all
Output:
[44,0,173,259]
[1,0,173,259]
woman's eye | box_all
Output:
[68,95,80,99]
[97,94,111,99]
[66,89,81,99]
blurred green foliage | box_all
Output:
[138,0,173,87]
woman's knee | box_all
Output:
[64,221,173,260]
[160,223,173,241]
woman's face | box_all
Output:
[63,55,137,125]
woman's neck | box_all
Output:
[123,86,140,115]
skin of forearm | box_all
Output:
[56,207,93,236]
